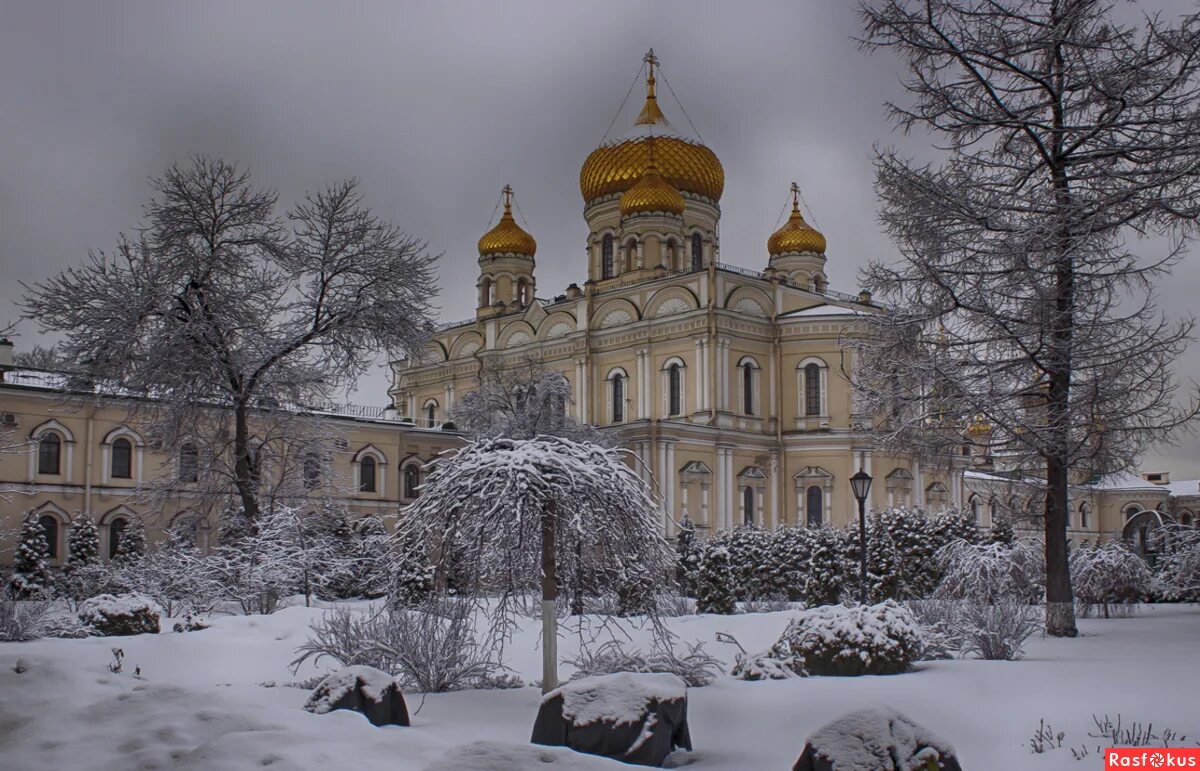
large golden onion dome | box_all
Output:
[478,185,536,257]
[580,51,724,204]
[768,184,827,255]
[619,139,685,217]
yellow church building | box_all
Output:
[390,52,967,536]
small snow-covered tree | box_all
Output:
[803,527,850,607]
[344,514,392,599]
[64,514,100,573]
[674,516,700,596]
[1070,541,1152,618]
[695,545,736,615]
[112,517,146,565]
[388,513,435,608]
[450,358,606,444]
[719,525,774,600]
[935,540,1043,604]
[121,528,222,617]
[8,512,52,598]
[208,508,304,614]
[764,526,813,601]
[400,436,671,692]
[988,519,1016,547]
[1155,525,1200,603]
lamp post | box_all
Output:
[849,468,873,605]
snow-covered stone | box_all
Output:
[794,707,961,771]
[77,593,161,636]
[532,672,692,767]
[304,665,410,727]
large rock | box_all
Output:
[77,593,161,636]
[793,708,962,771]
[531,672,692,767]
[304,666,410,727]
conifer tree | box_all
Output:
[64,514,100,573]
[113,517,147,565]
[9,512,52,598]
[695,545,737,615]
[674,516,699,596]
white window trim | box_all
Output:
[352,445,388,496]
[797,357,829,419]
[101,426,145,484]
[400,458,423,500]
[660,357,687,417]
[29,419,75,482]
[736,357,760,417]
[606,368,629,424]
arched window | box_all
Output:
[359,456,376,493]
[403,464,420,499]
[479,276,492,307]
[667,363,682,416]
[302,453,321,490]
[1124,504,1141,521]
[424,400,438,427]
[970,496,981,523]
[108,517,127,560]
[1079,502,1091,529]
[38,433,61,475]
[611,373,625,423]
[741,361,756,415]
[111,437,133,479]
[39,514,60,559]
[602,234,614,279]
[178,443,199,483]
[804,362,822,416]
[989,498,998,526]
[691,232,703,271]
[1181,512,1194,528]
[743,486,755,526]
[806,485,823,527]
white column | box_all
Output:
[700,482,711,528]
[768,353,777,420]
[657,441,667,524]
[714,448,725,530]
[637,349,650,419]
[725,450,735,530]
[913,459,923,508]
[665,442,676,530]
[769,452,780,528]
[575,359,586,421]
[694,338,705,412]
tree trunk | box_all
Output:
[232,399,260,525]
[1044,455,1078,636]
[540,502,558,694]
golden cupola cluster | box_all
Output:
[619,138,685,217]
[768,183,827,256]
[478,185,537,258]
[580,50,724,205]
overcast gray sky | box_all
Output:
[2,0,1197,477]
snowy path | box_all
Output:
[0,604,1196,770]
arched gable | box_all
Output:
[498,320,537,348]
[592,298,641,330]
[724,285,773,318]
[101,426,145,446]
[352,444,387,464]
[538,312,578,341]
[100,504,139,526]
[644,286,700,318]
[29,418,75,443]
[449,331,484,359]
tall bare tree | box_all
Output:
[23,157,437,524]
[854,0,1200,636]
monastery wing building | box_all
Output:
[391,52,966,535]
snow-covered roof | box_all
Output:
[1164,479,1200,498]
[1087,470,1167,493]
[778,303,861,319]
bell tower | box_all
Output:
[476,185,537,319]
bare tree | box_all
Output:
[22,157,437,524]
[449,357,609,443]
[854,0,1200,636]
[399,436,673,692]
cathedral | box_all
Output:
[390,52,967,536]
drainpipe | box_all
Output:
[84,408,96,518]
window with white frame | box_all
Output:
[662,358,685,417]
[402,462,421,499]
[423,399,438,428]
[602,234,614,279]
[798,357,828,418]
[607,368,628,423]
[1079,501,1091,529]
[737,357,759,416]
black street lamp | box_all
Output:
[850,468,873,605]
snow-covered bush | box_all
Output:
[614,561,657,617]
[0,600,52,641]
[1070,541,1152,618]
[293,599,510,693]
[1155,525,1200,602]
[58,562,119,607]
[935,539,1043,603]
[120,529,222,617]
[729,648,798,681]
[695,546,736,614]
[8,513,53,598]
[64,514,101,573]
[723,525,775,600]
[566,639,720,688]
[77,593,161,636]
[387,519,435,609]
[902,600,958,661]
[800,526,852,606]
[674,517,700,596]
[767,601,923,676]
[956,597,1040,660]
[111,517,146,565]
[799,707,960,770]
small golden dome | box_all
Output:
[478,185,536,257]
[580,51,724,204]
[619,140,684,217]
[768,184,826,255]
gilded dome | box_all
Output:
[478,186,536,257]
[580,52,724,204]
[619,140,685,217]
[768,185,826,255]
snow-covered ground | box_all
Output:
[1,603,1196,770]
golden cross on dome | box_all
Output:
[502,184,514,212]
[790,181,801,213]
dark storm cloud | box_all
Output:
[2,0,1196,475]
